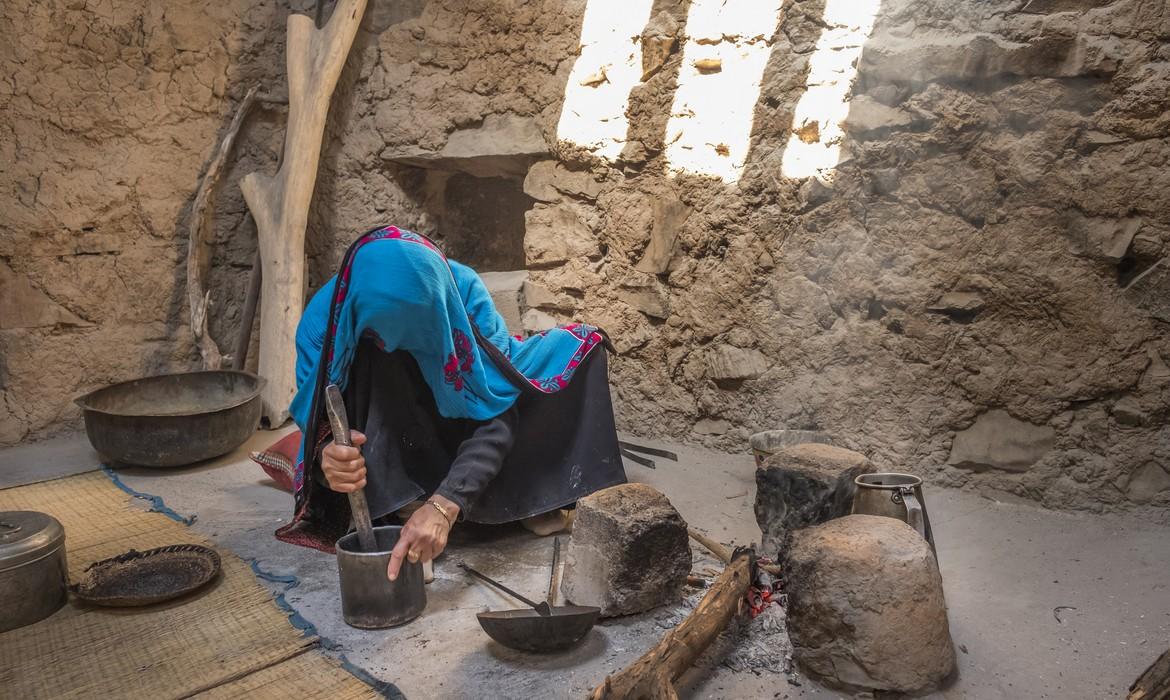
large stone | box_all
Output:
[381,113,548,177]
[523,160,602,203]
[561,483,691,617]
[634,197,691,274]
[478,270,529,336]
[784,516,956,693]
[947,409,1056,472]
[523,203,600,267]
[754,443,876,555]
[706,344,769,381]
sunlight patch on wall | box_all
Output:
[779,0,882,180]
[555,0,656,161]
[663,0,785,183]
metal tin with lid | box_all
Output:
[0,510,67,632]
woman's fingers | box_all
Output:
[324,443,362,462]
[388,534,410,581]
[350,430,367,446]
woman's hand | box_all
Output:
[388,495,460,581]
[321,430,368,493]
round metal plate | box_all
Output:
[70,544,221,607]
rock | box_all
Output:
[1145,348,1170,383]
[694,418,730,435]
[523,160,603,203]
[926,292,986,322]
[381,113,548,177]
[948,409,1055,472]
[618,288,669,319]
[1126,462,1170,503]
[754,443,876,555]
[784,515,955,693]
[706,344,769,381]
[1112,396,1147,427]
[1069,214,1141,262]
[641,11,680,81]
[478,270,529,336]
[0,261,88,330]
[748,429,834,464]
[561,483,691,617]
[523,203,600,267]
[798,177,834,210]
[635,197,691,274]
[843,95,914,135]
[521,279,572,312]
[521,308,560,334]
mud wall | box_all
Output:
[3,0,1169,512]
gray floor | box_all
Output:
[2,430,1168,699]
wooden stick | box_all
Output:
[590,551,753,700]
[689,528,782,577]
[233,250,262,371]
[1130,647,1170,700]
[185,84,261,370]
[240,0,368,425]
[688,528,731,563]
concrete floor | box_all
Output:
[3,430,1168,699]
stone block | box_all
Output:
[477,270,529,336]
[755,443,875,555]
[523,203,599,267]
[381,113,547,178]
[561,483,691,617]
[706,344,768,381]
[947,409,1055,472]
[784,515,955,693]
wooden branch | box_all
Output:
[186,84,262,370]
[233,250,262,371]
[688,528,731,563]
[590,551,754,700]
[1131,648,1170,700]
[240,0,368,424]
[689,528,781,577]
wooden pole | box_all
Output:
[240,0,368,425]
[590,551,754,700]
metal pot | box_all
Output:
[852,473,935,552]
[336,525,426,629]
[74,370,265,467]
[0,511,67,632]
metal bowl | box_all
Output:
[74,370,265,467]
[475,606,600,652]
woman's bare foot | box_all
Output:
[520,509,575,536]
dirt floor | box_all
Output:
[3,432,1168,699]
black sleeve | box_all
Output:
[434,406,518,515]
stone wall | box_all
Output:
[3,0,1169,512]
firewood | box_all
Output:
[240,0,368,424]
[185,84,261,370]
[1131,647,1170,700]
[589,550,754,700]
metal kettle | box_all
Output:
[851,473,935,553]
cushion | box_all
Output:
[250,430,302,492]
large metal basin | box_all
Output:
[74,371,265,467]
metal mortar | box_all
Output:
[336,525,426,629]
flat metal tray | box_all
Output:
[70,544,222,607]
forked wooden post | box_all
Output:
[240,0,367,424]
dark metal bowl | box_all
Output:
[475,605,600,652]
[74,370,265,467]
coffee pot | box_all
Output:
[852,473,935,553]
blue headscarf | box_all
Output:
[288,226,605,506]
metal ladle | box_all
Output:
[460,538,600,652]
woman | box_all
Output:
[284,226,627,581]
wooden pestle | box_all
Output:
[324,384,378,552]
